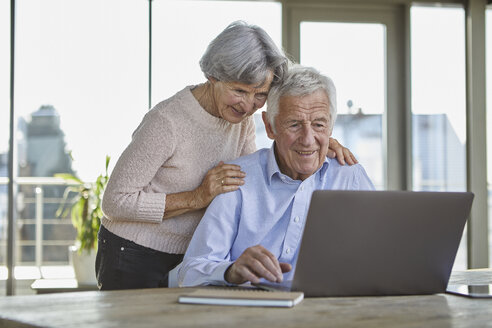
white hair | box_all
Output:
[200,21,287,87]
[266,64,337,132]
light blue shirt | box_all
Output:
[178,145,375,287]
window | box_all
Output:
[16,0,148,182]
[411,6,467,269]
[11,0,147,287]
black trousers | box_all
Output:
[95,224,184,291]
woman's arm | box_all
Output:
[163,162,245,219]
[103,112,247,222]
[102,111,175,223]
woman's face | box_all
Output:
[211,71,274,124]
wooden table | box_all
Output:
[1,270,491,328]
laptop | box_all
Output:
[258,190,474,297]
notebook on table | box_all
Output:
[258,190,474,297]
[178,287,304,307]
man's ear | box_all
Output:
[262,112,276,140]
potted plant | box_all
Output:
[56,155,110,285]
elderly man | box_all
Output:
[178,65,375,287]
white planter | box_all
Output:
[69,246,97,286]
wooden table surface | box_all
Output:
[1,270,491,328]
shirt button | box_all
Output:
[286,248,291,254]
[300,185,304,191]
[294,216,300,223]
[121,247,124,251]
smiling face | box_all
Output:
[262,89,333,181]
[210,71,274,124]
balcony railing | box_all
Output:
[0,177,79,268]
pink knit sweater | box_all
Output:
[101,86,256,254]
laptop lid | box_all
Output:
[291,190,474,297]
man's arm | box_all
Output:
[178,185,293,286]
[178,190,242,287]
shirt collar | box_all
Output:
[319,156,331,181]
[266,142,331,184]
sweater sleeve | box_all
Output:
[240,116,257,156]
[102,108,175,223]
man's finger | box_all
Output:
[254,247,282,275]
[244,246,283,282]
[249,261,278,282]
[235,265,261,285]
[255,253,282,282]
[279,262,292,273]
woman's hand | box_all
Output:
[327,138,358,165]
[193,161,245,209]
[163,162,244,219]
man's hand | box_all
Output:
[327,137,358,165]
[224,245,292,285]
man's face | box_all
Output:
[262,89,332,181]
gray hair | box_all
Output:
[266,64,337,132]
[200,21,287,87]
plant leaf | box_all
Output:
[54,173,83,184]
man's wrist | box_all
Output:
[224,263,234,284]
[208,261,235,286]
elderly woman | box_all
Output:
[96,21,355,291]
